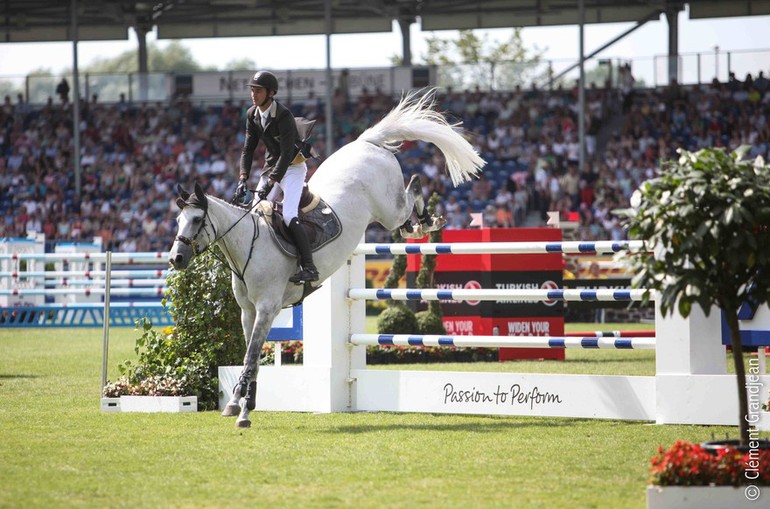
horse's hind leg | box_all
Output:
[399,175,446,239]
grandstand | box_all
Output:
[1,1,769,252]
[1,71,769,251]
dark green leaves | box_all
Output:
[623,147,770,318]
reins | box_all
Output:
[176,199,261,283]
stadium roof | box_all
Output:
[2,0,770,43]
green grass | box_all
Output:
[0,326,749,509]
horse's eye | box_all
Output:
[192,217,202,224]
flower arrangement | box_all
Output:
[103,374,190,397]
[366,345,497,364]
[650,441,770,487]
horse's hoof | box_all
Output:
[235,418,251,428]
[400,224,425,239]
[221,403,240,417]
[422,216,447,232]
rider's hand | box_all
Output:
[234,179,248,201]
[256,181,273,201]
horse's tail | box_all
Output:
[358,89,485,186]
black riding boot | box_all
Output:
[287,218,319,283]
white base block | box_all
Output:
[101,397,121,412]
[100,396,197,413]
[218,366,342,413]
[646,486,763,509]
[353,370,656,420]
[656,374,770,425]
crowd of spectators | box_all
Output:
[1,68,769,251]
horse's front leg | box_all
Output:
[235,305,279,428]
[221,304,257,417]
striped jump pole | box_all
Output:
[354,240,646,256]
[350,334,656,350]
[0,270,168,278]
[564,330,656,338]
[0,252,170,262]
[11,302,167,309]
[54,278,168,287]
[348,288,651,302]
[0,287,168,297]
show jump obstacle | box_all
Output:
[219,239,770,429]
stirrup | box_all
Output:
[289,265,319,284]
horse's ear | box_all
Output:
[194,183,206,203]
[177,184,190,201]
[175,197,186,210]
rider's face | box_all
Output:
[250,86,269,107]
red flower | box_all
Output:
[650,441,770,486]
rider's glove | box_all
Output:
[256,182,273,201]
[234,178,248,201]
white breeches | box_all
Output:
[259,162,307,225]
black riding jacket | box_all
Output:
[239,100,300,183]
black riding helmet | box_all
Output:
[250,71,278,94]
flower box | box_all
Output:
[100,396,197,413]
[646,486,762,509]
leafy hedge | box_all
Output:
[104,248,245,410]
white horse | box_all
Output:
[168,90,485,427]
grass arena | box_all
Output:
[2,325,739,509]
[1,235,769,507]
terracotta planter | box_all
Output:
[646,485,764,509]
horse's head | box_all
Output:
[169,183,211,270]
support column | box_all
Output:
[70,0,82,197]
[665,7,680,84]
[577,0,586,174]
[135,23,150,102]
[398,17,413,66]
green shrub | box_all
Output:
[376,303,418,334]
[415,310,445,335]
[109,248,245,411]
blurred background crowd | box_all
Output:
[1,69,768,251]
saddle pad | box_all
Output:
[262,197,343,258]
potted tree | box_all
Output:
[623,147,770,507]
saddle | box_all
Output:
[253,184,342,258]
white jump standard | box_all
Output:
[219,240,770,428]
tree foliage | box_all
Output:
[419,28,545,91]
[79,40,215,73]
[623,146,770,445]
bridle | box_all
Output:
[175,208,213,257]
[175,202,260,283]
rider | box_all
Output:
[235,70,319,284]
